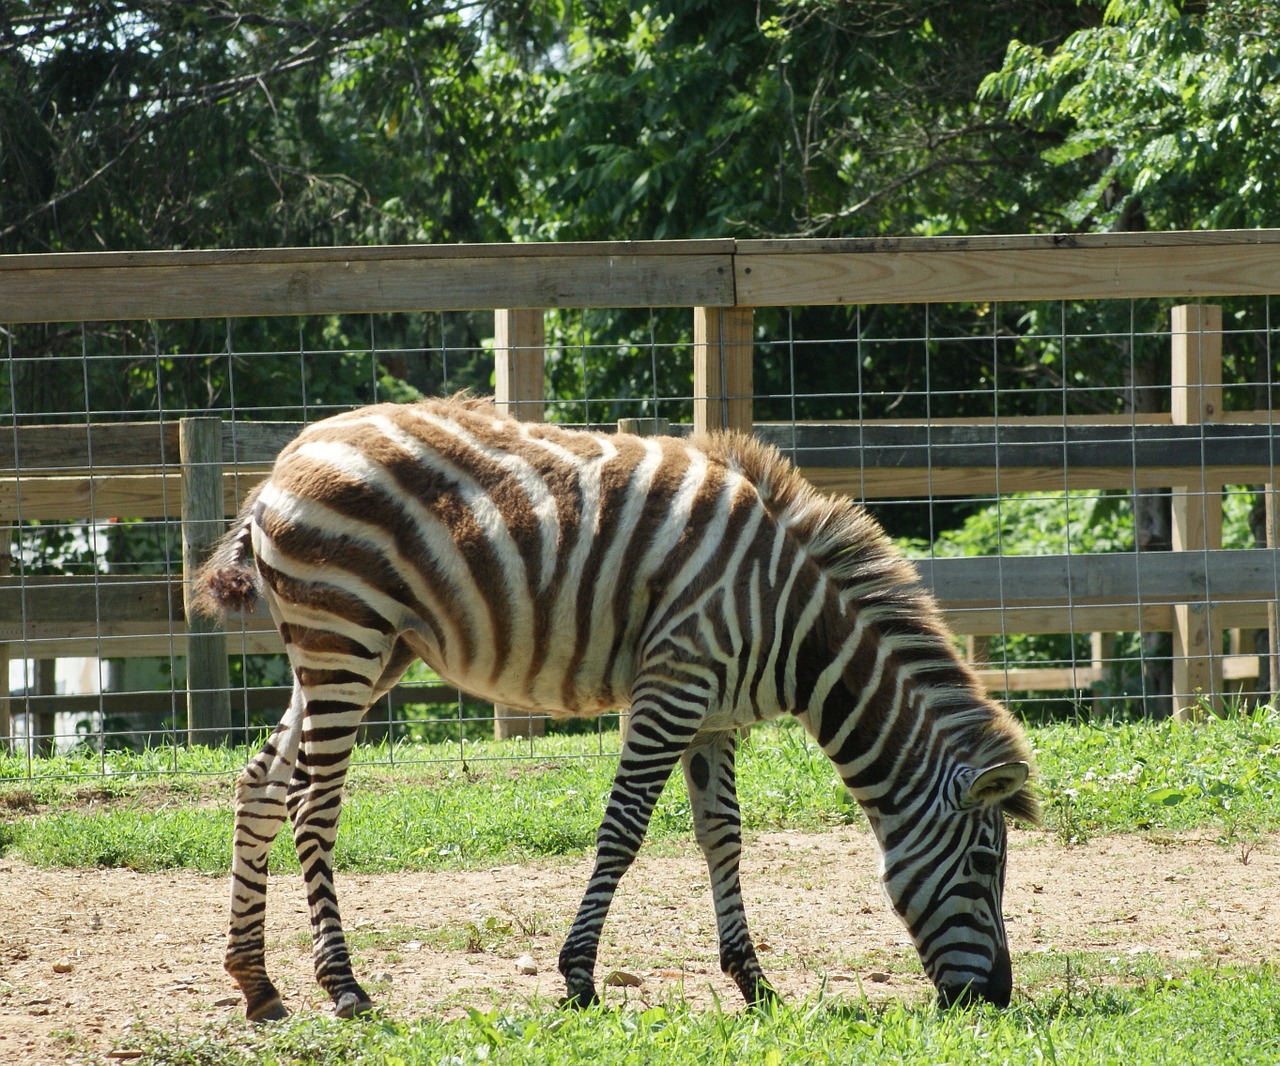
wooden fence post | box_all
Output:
[1170,304,1224,720]
[693,307,754,435]
[493,309,547,740]
[495,308,546,423]
[181,416,233,746]
[0,549,9,750]
[34,659,56,756]
[1267,488,1280,702]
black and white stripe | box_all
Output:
[196,394,1038,1020]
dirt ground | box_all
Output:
[2,827,1279,1064]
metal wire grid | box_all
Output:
[2,297,1277,778]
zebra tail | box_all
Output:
[190,484,263,617]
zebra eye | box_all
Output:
[971,850,1000,877]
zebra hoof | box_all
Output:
[559,988,600,1010]
[745,978,780,1010]
[334,991,376,1019]
[246,998,289,1023]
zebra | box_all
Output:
[194,393,1038,1022]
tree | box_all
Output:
[979,0,1280,231]
[0,1,558,254]
[518,0,1089,242]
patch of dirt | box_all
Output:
[2,828,1278,1064]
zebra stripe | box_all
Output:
[196,394,1038,1020]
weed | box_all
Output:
[500,901,551,940]
[460,915,514,954]
[1047,789,1091,846]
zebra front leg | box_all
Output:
[288,701,372,1019]
[225,687,304,1021]
[681,730,777,1007]
[559,701,702,1007]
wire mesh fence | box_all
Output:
[2,237,1278,780]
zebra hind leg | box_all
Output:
[224,685,305,1021]
[558,700,703,1008]
[286,676,384,1019]
[681,730,777,1007]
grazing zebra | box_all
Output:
[195,393,1038,1021]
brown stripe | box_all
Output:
[561,435,652,707]
[634,458,732,657]
[602,439,694,697]
[255,560,393,645]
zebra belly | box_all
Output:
[409,634,632,720]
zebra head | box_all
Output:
[877,760,1031,1008]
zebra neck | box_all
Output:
[797,604,980,813]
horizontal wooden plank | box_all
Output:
[763,421,1279,473]
[792,411,1273,427]
[0,253,736,323]
[6,683,462,718]
[0,240,736,272]
[0,418,292,472]
[9,419,1272,515]
[0,472,267,521]
[736,242,1280,306]
[974,666,1103,692]
[0,421,178,472]
[5,231,1279,323]
[1,471,270,522]
[0,419,296,478]
[8,231,1276,274]
[973,654,1259,694]
[802,465,1277,499]
[0,575,184,624]
[1,474,179,521]
[223,421,302,466]
[916,548,1277,609]
[9,604,1267,656]
[737,229,1280,256]
[2,627,281,660]
[943,601,1268,635]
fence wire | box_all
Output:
[2,291,1277,780]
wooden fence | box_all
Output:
[2,231,1278,746]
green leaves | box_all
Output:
[982,0,1280,230]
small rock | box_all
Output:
[52,960,74,974]
[866,971,891,983]
[369,972,394,984]
[515,954,538,976]
[213,996,242,1008]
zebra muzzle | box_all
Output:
[936,945,1013,1009]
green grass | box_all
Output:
[5,709,1280,872]
[115,964,1280,1065]
[1029,706,1280,845]
[9,712,1280,1064]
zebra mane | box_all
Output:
[689,429,912,589]
[693,429,1040,825]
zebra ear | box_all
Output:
[958,761,1030,810]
